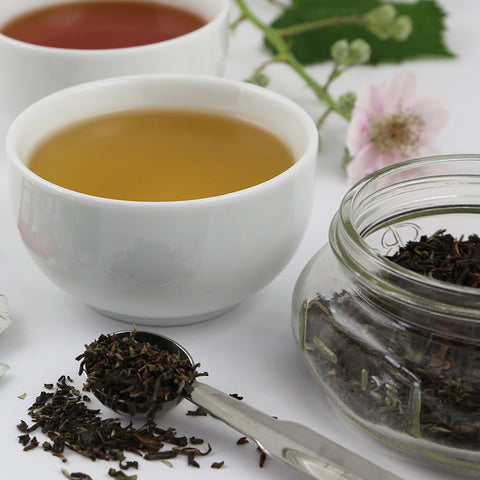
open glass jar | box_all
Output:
[292,155,480,471]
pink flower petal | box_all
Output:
[381,69,417,115]
[346,109,371,155]
[410,96,449,142]
[354,83,385,119]
[346,143,384,185]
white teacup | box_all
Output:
[7,74,318,326]
[0,0,229,127]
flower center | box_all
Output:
[371,112,424,156]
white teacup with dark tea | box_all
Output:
[7,74,318,325]
[0,0,229,126]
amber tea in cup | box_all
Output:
[27,109,295,201]
[1,0,206,49]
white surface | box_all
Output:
[1,1,480,479]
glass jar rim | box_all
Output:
[330,154,480,319]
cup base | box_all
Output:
[90,303,239,326]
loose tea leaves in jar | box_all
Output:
[386,229,480,287]
[300,231,480,453]
[293,155,480,471]
[303,290,480,451]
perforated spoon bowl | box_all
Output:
[91,331,404,480]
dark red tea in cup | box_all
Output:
[1,0,206,49]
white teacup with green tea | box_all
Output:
[7,74,318,325]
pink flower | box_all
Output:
[346,69,449,185]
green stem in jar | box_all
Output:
[410,382,422,438]
[299,301,308,352]
[313,336,338,364]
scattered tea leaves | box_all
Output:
[186,407,208,416]
[61,469,93,480]
[189,436,204,445]
[108,468,137,480]
[229,393,244,401]
[18,433,30,446]
[143,451,179,461]
[18,376,214,470]
[119,460,138,470]
[23,436,39,451]
[257,447,267,468]
[16,420,28,433]
[237,436,249,445]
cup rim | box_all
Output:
[7,73,319,207]
[0,0,229,54]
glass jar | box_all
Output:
[292,155,480,471]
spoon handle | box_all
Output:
[189,382,403,480]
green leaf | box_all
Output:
[268,0,454,65]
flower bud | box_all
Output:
[338,92,357,117]
[364,4,397,40]
[389,15,413,41]
[330,39,350,64]
[366,4,397,26]
[349,39,371,64]
[247,71,270,87]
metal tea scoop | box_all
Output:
[91,331,403,480]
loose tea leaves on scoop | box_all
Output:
[386,229,480,287]
[76,330,206,418]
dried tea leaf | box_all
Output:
[61,469,93,480]
[108,468,137,480]
[237,436,249,445]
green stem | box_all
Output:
[230,13,244,31]
[316,107,333,131]
[276,16,366,38]
[324,63,340,92]
[233,0,348,120]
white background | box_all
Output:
[1,1,480,479]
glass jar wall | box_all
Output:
[292,155,480,471]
